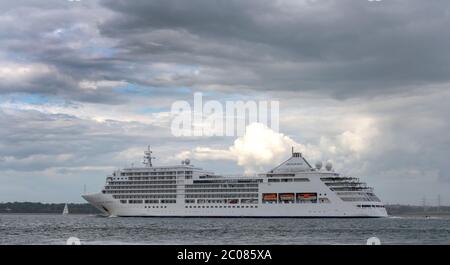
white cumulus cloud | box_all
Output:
[173,123,310,173]
[174,120,379,174]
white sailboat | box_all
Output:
[62,203,69,215]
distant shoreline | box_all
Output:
[386,204,450,217]
[2,202,450,216]
[388,213,450,218]
[0,202,100,214]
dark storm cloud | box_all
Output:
[0,108,181,171]
[98,0,450,97]
[3,0,450,100]
[0,1,128,104]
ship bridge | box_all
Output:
[269,152,313,173]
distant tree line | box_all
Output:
[0,202,100,214]
[386,204,450,215]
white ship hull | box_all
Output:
[83,192,386,217]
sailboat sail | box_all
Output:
[62,203,69,215]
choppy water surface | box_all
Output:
[0,214,449,245]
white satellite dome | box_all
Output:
[315,161,323,170]
[325,161,333,171]
[184,158,191,165]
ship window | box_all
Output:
[293,178,309,182]
[268,179,280,183]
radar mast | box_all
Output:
[143,146,155,167]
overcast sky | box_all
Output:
[1,0,450,205]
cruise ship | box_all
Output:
[82,147,387,217]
